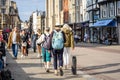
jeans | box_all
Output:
[12,44,18,58]
[52,49,63,70]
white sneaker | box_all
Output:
[37,54,40,58]
[21,55,24,58]
[21,55,25,58]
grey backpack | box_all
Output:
[42,34,50,49]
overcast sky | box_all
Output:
[13,0,45,22]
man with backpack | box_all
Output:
[41,27,51,73]
[49,25,66,76]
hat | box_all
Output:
[55,23,60,27]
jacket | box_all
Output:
[62,28,74,49]
[7,31,21,48]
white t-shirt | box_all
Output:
[12,31,17,44]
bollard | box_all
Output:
[71,56,77,75]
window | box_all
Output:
[109,2,114,16]
[76,11,80,22]
[69,14,71,23]
[1,9,6,14]
[87,0,92,7]
[59,0,63,11]
[89,11,93,22]
[1,0,6,6]
[76,0,79,6]
[117,1,120,15]
[101,4,107,18]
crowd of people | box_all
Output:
[0,23,75,76]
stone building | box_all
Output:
[0,0,21,30]
[88,0,120,44]
[45,0,63,32]
[31,10,45,33]
[9,1,21,29]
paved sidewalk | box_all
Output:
[72,43,120,80]
[6,49,101,80]
[6,43,120,80]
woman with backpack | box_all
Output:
[49,25,66,76]
[41,27,51,73]
[62,24,74,70]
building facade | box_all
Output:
[45,0,120,44]
[0,0,21,30]
[88,0,120,44]
[32,10,45,33]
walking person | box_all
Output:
[41,27,51,72]
[49,25,66,76]
[7,27,21,59]
[0,30,6,67]
[36,29,42,58]
[20,30,27,58]
[25,30,31,56]
[31,31,37,53]
[62,24,74,69]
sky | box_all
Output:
[13,0,45,22]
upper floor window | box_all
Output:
[117,1,120,16]
[101,4,107,18]
[76,0,79,6]
[59,0,63,11]
[76,11,80,22]
[86,0,92,7]
[1,0,6,6]
[109,2,114,17]
[1,8,6,14]
[69,14,71,23]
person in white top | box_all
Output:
[7,27,21,59]
[41,27,51,73]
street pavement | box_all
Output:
[6,42,120,80]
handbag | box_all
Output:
[22,42,27,47]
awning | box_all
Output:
[91,19,116,27]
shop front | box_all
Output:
[90,19,118,44]
[80,21,89,42]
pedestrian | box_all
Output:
[41,27,51,72]
[25,30,31,56]
[20,29,27,58]
[74,33,80,44]
[31,31,37,53]
[36,29,42,58]
[0,30,6,67]
[62,24,74,69]
[84,33,89,42]
[49,25,66,76]
[7,27,21,59]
